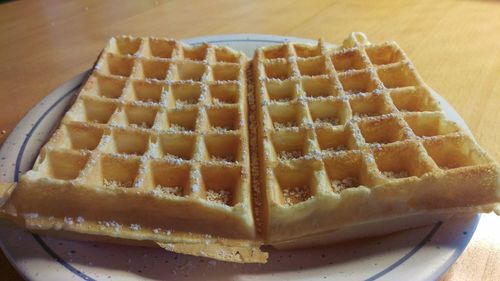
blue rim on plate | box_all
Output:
[0,35,479,281]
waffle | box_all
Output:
[0,36,267,263]
[1,33,499,263]
[253,33,500,248]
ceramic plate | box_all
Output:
[0,34,480,281]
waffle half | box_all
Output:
[0,36,267,263]
[253,33,500,248]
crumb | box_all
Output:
[212,97,233,105]
[129,224,141,231]
[154,185,182,196]
[332,177,359,192]
[103,179,131,188]
[98,220,122,232]
[273,121,298,129]
[314,117,339,126]
[64,216,74,225]
[163,153,183,161]
[212,125,233,132]
[24,213,39,219]
[206,189,231,205]
[175,98,198,107]
[278,150,302,160]
[324,145,347,152]
[169,124,188,131]
[382,170,409,178]
[282,187,310,205]
[130,122,150,129]
[271,97,291,102]
[211,155,235,162]
[354,112,375,118]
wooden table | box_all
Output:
[0,0,499,280]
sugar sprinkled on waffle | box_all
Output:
[254,32,500,245]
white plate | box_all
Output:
[0,34,481,281]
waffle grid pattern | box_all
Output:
[5,33,499,262]
[34,36,251,208]
[255,36,493,206]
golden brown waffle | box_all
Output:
[1,33,499,263]
[253,33,500,248]
[1,36,267,263]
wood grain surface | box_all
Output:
[0,0,498,280]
